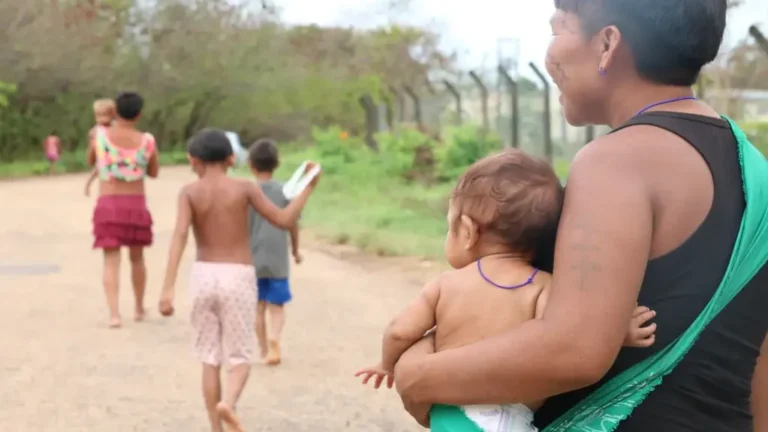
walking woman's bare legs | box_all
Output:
[102,248,121,328]
[129,246,147,321]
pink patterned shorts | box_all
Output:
[189,262,256,368]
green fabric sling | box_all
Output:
[429,118,768,432]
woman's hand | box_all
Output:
[395,333,435,427]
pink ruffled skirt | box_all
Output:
[92,195,153,249]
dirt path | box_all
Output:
[0,168,431,431]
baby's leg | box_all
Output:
[255,301,268,359]
[102,248,121,328]
[203,364,224,432]
[128,246,146,321]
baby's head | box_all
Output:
[445,149,564,270]
[248,138,279,175]
[93,98,116,126]
[187,128,234,175]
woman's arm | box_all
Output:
[754,333,768,431]
[395,137,653,408]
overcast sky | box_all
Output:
[277,0,767,79]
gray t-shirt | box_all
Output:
[249,180,290,279]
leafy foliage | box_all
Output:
[0,0,452,162]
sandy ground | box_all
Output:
[0,168,439,431]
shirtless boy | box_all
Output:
[158,129,319,432]
[355,149,657,432]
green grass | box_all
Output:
[237,148,570,259]
[0,150,189,178]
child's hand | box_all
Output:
[624,305,657,348]
[354,363,394,389]
[159,292,175,317]
[84,184,91,197]
[293,251,303,264]
[305,161,321,187]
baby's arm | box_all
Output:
[159,186,193,316]
[246,165,319,229]
[382,278,441,371]
[355,277,440,389]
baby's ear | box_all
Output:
[460,215,480,250]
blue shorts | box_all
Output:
[257,278,292,305]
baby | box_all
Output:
[356,149,656,432]
[84,98,116,196]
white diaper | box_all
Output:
[461,404,538,432]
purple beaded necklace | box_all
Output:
[476,258,539,290]
[635,96,698,117]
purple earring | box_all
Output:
[599,66,607,76]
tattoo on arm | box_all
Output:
[565,222,603,290]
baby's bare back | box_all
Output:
[187,177,253,264]
[434,262,551,353]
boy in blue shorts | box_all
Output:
[248,139,302,366]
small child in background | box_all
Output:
[248,139,303,366]
[42,132,61,175]
[355,149,657,432]
[158,129,318,432]
[85,99,116,196]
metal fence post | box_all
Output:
[497,65,519,148]
[529,62,553,163]
[389,85,405,123]
[469,71,490,132]
[443,79,462,125]
[750,26,768,56]
[381,89,394,130]
[404,85,423,130]
[358,93,379,151]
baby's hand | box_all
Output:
[354,363,394,389]
[624,305,657,348]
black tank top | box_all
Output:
[534,112,768,431]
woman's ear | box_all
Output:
[460,215,480,250]
[596,25,622,74]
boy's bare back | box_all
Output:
[433,260,551,353]
[184,176,256,265]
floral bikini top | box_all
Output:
[94,126,156,182]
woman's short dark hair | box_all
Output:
[555,0,727,86]
[248,139,279,172]
[115,92,144,120]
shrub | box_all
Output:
[311,125,367,174]
[376,127,437,180]
[436,125,502,181]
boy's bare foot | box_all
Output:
[109,316,122,329]
[134,307,146,322]
[265,340,281,366]
[216,402,244,432]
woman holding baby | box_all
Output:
[393,1,768,431]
